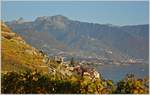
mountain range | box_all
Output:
[5,15,149,62]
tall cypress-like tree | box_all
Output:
[70,57,75,66]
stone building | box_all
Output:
[54,56,64,64]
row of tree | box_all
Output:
[1,70,149,94]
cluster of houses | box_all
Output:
[53,56,100,79]
[37,50,101,80]
[73,65,100,79]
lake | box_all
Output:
[95,63,149,82]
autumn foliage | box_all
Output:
[1,71,149,94]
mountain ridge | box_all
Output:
[5,15,149,63]
[8,15,149,27]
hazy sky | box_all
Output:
[1,1,149,25]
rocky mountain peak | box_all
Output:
[14,17,28,24]
[34,15,69,29]
[35,15,68,22]
[51,15,68,21]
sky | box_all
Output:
[1,1,149,25]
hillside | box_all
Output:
[6,15,149,62]
[1,21,50,73]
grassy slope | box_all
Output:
[1,22,49,73]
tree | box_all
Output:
[70,57,75,67]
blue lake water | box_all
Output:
[96,64,149,82]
